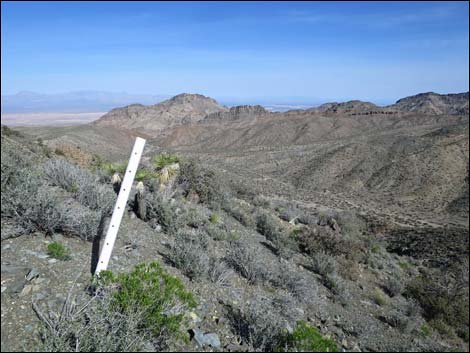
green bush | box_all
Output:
[134,169,156,182]
[47,242,71,261]
[154,153,180,171]
[102,162,127,175]
[279,321,339,352]
[209,213,220,224]
[420,324,432,337]
[97,262,196,338]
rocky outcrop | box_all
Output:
[307,100,396,116]
[388,92,469,116]
[203,105,269,122]
[94,93,228,132]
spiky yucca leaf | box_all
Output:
[154,153,180,171]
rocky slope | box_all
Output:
[93,93,227,133]
[2,127,468,352]
[389,91,469,116]
[18,91,470,227]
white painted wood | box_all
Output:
[95,137,146,274]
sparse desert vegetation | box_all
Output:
[1,89,468,352]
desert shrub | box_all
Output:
[101,161,127,175]
[276,203,299,223]
[225,176,258,201]
[322,274,344,295]
[317,210,336,226]
[252,195,271,208]
[429,319,455,338]
[205,223,229,241]
[337,257,361,281]
[35,290,152,352]
[296,225,366,261]
[382,275,404,297]
[97,262,196,341]
[335,210,367,237]
[405,263,469,340]
[226,295,289,351]
[379,311,410,332]
[309,252,337,277]
[1,155,27,192]
[166,230,210,280]
[303,253,344,295]
[297,212,319,226]
[134,169,156,182]
[208,259,234,287]
[2,165,62,235]
[209,212,220,224]
[178,159,225,207]
[256,210,298,258]
[278,320,339,352]
[44,159,115,214]
[226,241,267,284]
[2,163,101,239]
[180,206,208,229]
[37,262,196,351]
[60,202,102,240]
[398,261,412,270]
[271,262,313,300]
[1,125,22,137]
[256,210,281,240]
[420,324,432,337]
[371,288,388,306]
[223,200,256,228]
[146,194,183,234]
[44,158,91,192]
[154,153,180,171]
[75,182,115,215]
[47,242,71,261]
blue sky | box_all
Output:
[1,1,469,104]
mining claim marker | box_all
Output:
[95,137,146,274]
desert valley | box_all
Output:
[1,90,469,351]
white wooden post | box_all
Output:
[95,137,146,274]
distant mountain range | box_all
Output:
[1,91,170,113]
[93,91,469,133]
